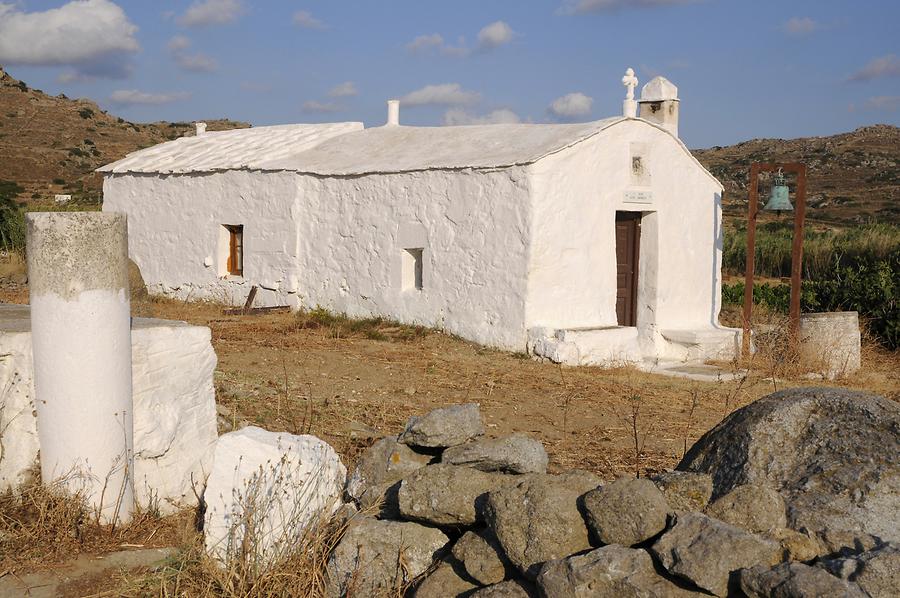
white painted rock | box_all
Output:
[203,426,346,568]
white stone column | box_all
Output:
[26,212,134,524]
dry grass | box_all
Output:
[0,291,895,594]
[0,472,188,574]
[113,512,351,598]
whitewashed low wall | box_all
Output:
[0,305,218,514]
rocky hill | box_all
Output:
[1,65,897,226]
[694,124,900,226]
[0,66,248,202]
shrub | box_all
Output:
[52,178,66,185]
[0,181,25,250]
[723,247,899,349]
[723,222,900,280]
[78,107,94,119]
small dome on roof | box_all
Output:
[640,76,678,102]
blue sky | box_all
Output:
[1,0,898,148]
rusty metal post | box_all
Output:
[742,163,761,358]
[789,164,807,340]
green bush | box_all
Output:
[723,222,900,280]
[0,181,25,251]
[723,248,899,349]
[78,108,94,119]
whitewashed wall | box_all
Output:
[526,120,724,350]
[103,170,302,308]
[293,168,532,350]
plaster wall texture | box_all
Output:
[526,119,730,362]
[26,212,134,523]
[292,168,532,350]
[0,306,218,515]
[102,170,302,309]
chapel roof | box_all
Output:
[260,117,624,175]
[98,122,364,175]
[98,117,630,175]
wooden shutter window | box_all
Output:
[225,225,243,276]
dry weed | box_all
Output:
[0,472,185,573]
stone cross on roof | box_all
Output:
[622,67,639,118]
[622,68,638,100]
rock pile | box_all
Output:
[326,388,899,597]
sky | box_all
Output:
[0,0,898,149]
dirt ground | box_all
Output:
[0,286,896,593]
[0,280,895,478]
[133,297,898,478]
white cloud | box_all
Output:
[783,17,819,36]
[178,0,243,27]
[477,21,515,50]
[400,83,480,107]
[175,52,218,72]
[167,35,191,52]
[548,92,593,120]
[849,54,900,82]
[302,100,341,113]
[443,108,521,125]
[441,39,470,57]
[864,95,900,111]
[110,89,190,105]
[559,0,699,14]
[0,0,138,78]
[328,81,357,97]
[293,10,324,29]
[167,36,217,72]
[407,33,444,53]
[406,33,471,57]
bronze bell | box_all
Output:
[764,169,793,212]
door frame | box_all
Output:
[615,211,642,327]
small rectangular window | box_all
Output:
[402,248,423,291]
[224,224,243,276]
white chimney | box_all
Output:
[386,100,400,126]
[195,122,207,136]
[638,76,679,137]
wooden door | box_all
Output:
[615,212,641,327]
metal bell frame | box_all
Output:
[741,162,808,358]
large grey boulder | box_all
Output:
[442,434,548,474]
[705,483,787,534]
[650,512,781,597]
[537,544,703,597]
[325,517,448,597]
[582,477,670,546]
[650,471,713,512]
[739,562,867,598]
[470,580,536,597]
[817,543,900,598]
[482,471,601,578]
[399,464,515,527]
[452,529,512,586]
[413,557,480,597]
[399,403,485,448]
[678,387,900,540]
[767,527,826,562]
[346,436,432,502]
